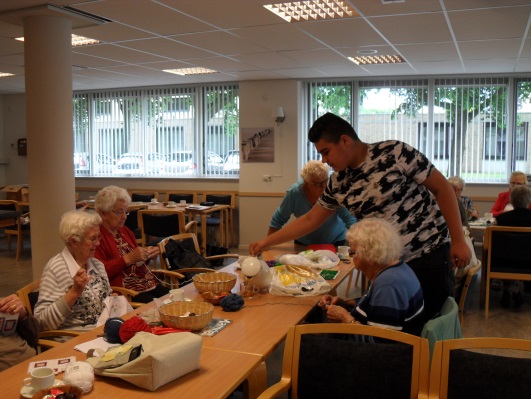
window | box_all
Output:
[304,77,531,183]
[73,84,239,178]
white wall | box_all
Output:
[2,94,28,185]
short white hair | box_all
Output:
[95,185,131,213]
[346,218,402,265]
[59,210,102,244]
[300,160,329,182]
[447,176,465,190]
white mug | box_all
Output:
[23,367,55,391]
[337,246,350,259]
[484,212,493,220]
[180,200,187,205]
[150,198,158,203]
[169,288,185,302]
[167,201,176,206]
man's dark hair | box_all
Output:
[308,112,360,143]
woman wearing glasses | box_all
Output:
[491,171,531,217]
[34,210,112,331]
[94,185,167,303]
[268,160,356,246]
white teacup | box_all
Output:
[167,201,176,206]
[484,212,493,220]
[180,200,187,205]
[23,367,55,391]
[169,288,185,302]
[337,245,350,259]
[150,198,158,203]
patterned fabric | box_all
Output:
[113,232,157,292]
[318,140,449,262]
[459,195,477,220]
[270,182,356,245]
[35,247,112,331]
[351,261,425,336]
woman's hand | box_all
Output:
[71,268,90,295]
[325,304,353,323]
[124,246,151,265]
[318,294,339,308]
[249,240,269,257]
[146,246,160,260]
[0,294,28,319]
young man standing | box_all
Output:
[250,112,471,320]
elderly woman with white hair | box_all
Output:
[318,218,425,336]
[448,176,479,221]
[34,210,112,331]
[268,160,356,246]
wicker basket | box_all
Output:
[32,384,84,399]
[159,301,214,331]
[192,272,237,294]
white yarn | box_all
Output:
[63,361,94,393]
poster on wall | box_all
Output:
[241,127,274,163]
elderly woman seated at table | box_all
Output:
[94,185,168,303]
[34,211,112,331]
[318,218,425,336]
[0,293,39,371]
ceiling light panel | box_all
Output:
[0,72,14,78]
[163,67,218,76]
[348,54,405,65]
[15,34,100,47]
[264,1,356,22]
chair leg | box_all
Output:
[16,234,23,261]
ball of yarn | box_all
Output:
[119,315,151,343]
[220,293,244,312]
[103,317,124,344]
[63,361,94,393]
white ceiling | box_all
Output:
[0,0,530,94]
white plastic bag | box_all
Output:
[277,249,339,270]
[269,264,331,297]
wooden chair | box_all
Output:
[199,192,236,247]
[483,226,531,318]
[457,262,481,328]
[16,280,81,351]
[0,200,30,261]
[428,337,531,399]
[257,323,430,399]
[111,286,143,309]
[165,191,198,205]
[138,209,197,247]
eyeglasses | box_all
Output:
[308,180,328,188]
[510,181,525,186]
[111,209,130,216]
[82,236,101,244]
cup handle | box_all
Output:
[23,377,32,387]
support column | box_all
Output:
[24,15,75,277]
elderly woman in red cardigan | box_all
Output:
[491,171,531,217]
[94,185,168,303]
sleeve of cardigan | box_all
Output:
[93,227,138,282]
[491,192,507,217]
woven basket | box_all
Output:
[192,272,237,294]
[32,384,84,399]
[159,301,214,331]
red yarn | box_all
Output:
[119,316,151,343]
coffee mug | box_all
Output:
[169,288,185,302]
[337,246,350,259]
[23,367,55,391]
[484,212,493,220]
[150,198,158,203]
[167,201,176,206]
[180,200,187,205]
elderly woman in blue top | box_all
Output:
[268,160,356,246]
[34,210,112,331]
[319,218,425,336]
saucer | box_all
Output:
[20,379,62,398]
[166,204,177,208]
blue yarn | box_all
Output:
[104,317,124,343]
[220,294,244,312]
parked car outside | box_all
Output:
[114,153,144,175]
[74,152,89,175]
[164,151,196,175]
[205,151,225,174]
[93,153,116,175]
[223,150,240,174]
[146,152,165,175]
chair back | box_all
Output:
[429,337,531,399]
[421,297,462,360]
[16,279,40,315]
[483,226,531,317]
[166,192,197,204]
[130,191,158,202]
[258,323,429,399]
[458,262,481,327]
[0,199,17,211]
[138,210,188,246]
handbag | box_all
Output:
[164,238,211,271]
[86,331,202,391]
[205,244,230,266]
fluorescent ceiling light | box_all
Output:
[163,67,218,76]
[0,72,14,78]
[349,55,405,65]
[15,34,100,47]
[264,1,356,22]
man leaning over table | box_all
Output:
[250,112,470,321]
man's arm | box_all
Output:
[250,204,334,256]
[422,169,471,268]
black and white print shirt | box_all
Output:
[318,140,449,261]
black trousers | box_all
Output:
[132,284,170,304]
[407,242,454,321]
